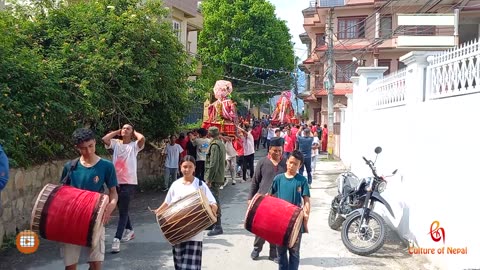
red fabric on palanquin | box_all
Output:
[271,91,296,125]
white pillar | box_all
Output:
[400,51,431,104]
[396,51,437,247]
[350,67,387,175]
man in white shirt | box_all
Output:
[103,124,145,253]
[191,128,211,181]
[239,125,255,181]
[266,124,275,149]
[222,134,237,188]
[164,135,184,190]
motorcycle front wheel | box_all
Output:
[341,211,386,256]
[328,195,345,230]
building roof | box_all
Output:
[346,0,374,5]
[313,88,353,96]
[316,44,368,52]
[303,58,315,64]
[300,93,318,102]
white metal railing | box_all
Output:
[427,39,480,99]
[367,69,407,110]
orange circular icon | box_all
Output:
[16,230,39,254]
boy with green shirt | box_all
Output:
[270,150,311,270]
[60,128,118,270]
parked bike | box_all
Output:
[328,146,397,256]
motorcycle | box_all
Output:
[328,146,397,256]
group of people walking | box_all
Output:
[131,119,317,270]
[0,117,324,270]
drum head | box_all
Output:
[30,184,58,234]
[198,189,216,223]
[90,194,109,248]
[288,210,304,248]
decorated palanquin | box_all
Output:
[202,80,237,135]
[270,91,299,125]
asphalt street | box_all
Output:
[0,148,439,270]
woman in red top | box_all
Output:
[251,124,262,151]
[233,135,244,177]
[175,133,188,158]
[321,124,328,152]
[283,128,295,159]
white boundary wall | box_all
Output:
[339,41,480,270]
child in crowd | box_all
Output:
[270,150,311,270]
[155,155,218,270]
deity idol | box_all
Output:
[207,80,237,123]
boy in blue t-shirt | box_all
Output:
[60,128,118,270]
[270,150,311,270]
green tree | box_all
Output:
[0,0,193,167]
[198,0,295,108]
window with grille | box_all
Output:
[315,64,324,89]
[173,20,181,41]
[336,61,357,83]
[316,34,326,47]
[315,74,323,89]
[378,59,391,75]
[338,17,366,39]
[379,16,392,38]
[401,26,436,36]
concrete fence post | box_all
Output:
[350,67,387,173]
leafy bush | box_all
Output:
[0,0,195,167]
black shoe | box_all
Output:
[207,226,223,236]
[268,256,279,264]
[250,249,260,260]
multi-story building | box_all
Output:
[163,0,203,78]
[298,0,480,126]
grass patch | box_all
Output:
[1,234,16,251]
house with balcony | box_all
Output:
[163,0,203,78]
[298,0,480,129]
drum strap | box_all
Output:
[61,158,80,186]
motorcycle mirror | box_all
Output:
[392,169,398,175]
[374,147,382,154]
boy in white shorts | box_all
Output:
[60,128,118,270]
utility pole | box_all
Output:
[325,8,335,156]
[294,56,299,115]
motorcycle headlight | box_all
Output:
[377,181,387,193]
[364,177,373,192]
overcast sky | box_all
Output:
[268,0,311,61]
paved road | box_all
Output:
[0,149,439,270]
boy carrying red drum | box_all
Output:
[270,150,311,270]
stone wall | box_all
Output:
[0,150,165,248]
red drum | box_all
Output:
[30,184,109,247]
[245,194,304,248]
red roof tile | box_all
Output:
[303,58,314,64]
[313,88,352,96]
